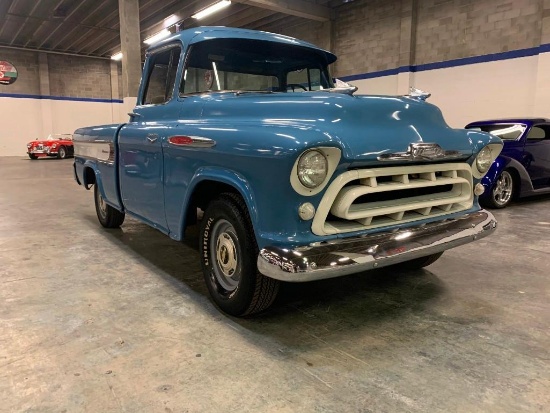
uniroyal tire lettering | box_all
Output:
[203,217,214,266]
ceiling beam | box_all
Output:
[232,0,331,22]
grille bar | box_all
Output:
[312,163,474,236]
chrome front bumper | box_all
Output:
[257,210,497,282]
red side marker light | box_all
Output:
[168,136,194,145]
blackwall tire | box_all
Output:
[94,184,125,228]
[57,146,67,159]
[482,169,515,209]
[28,154,38,160]
[390,252,444,271]
[200,193,280,316]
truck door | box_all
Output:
[118,45,182,232]
[524,124,550,189]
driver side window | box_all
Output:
[142,46,181,105]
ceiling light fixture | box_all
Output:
[111,52,123,61]
[144,29,171,45]
[192,0,231,20]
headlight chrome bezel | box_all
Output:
[297,149,329,189]
[476,146,493,173]
[472,143,503,179]
[290,147,341,196]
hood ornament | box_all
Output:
[378,143,462,162]
[327,78,358,95]
[407,87,431,101]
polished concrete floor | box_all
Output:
[1,156,549,413]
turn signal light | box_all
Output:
[168,136,194,145]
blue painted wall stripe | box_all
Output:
[340,43,550,82]
[0,93,123,103]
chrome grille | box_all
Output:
[312,163,473,235]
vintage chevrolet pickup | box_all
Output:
[73,27,502,316]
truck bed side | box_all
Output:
[73,124,125,211]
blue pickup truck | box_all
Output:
[73,26,502,316]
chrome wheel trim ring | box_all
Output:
[59,147,66,158]
[493,171,513,206]
[97,191,108,218]
[211,219,240,292]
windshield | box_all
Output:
[467,124,526,140]
[180,38,334,95]
[47,135,70,141]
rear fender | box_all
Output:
[81,159,124,212]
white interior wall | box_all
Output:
[0,98,44,157]
[2,52,549,156]
[350,54,546,129]
[348,74,399,96]
[0,97,121,156]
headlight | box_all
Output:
[52,144,57,148]
[476,146,493,173]
[297,150,328,188]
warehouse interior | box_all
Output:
[1,0,549,411]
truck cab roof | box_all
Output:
[147,26,337,65]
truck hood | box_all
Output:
[199,92,487,164]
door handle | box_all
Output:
[147,134,159,143]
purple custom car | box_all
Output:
[465,118,550,208]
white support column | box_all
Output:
[110,61,122,122]
[38,53,54,136]
[396,0,417,95]
[118,0,141,119]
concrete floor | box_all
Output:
[1,156,549,413]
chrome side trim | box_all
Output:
[73,141,115,164]
[258,210,497,282]
[168,136,216,148]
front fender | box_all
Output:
[179,166,258,240]
[480,155,535,199]
[481,155,508,191]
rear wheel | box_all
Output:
[390,252,443,271]
[200,193,280,316]
[483,169,515,209]
[94,184,125,228]
[57,146,67,159]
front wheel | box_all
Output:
[389,252,444,271]
[57,146,67,159]
[200,193,280,316]
[28,154,38,160]
[483,169,515,209]
[94,184,125,228]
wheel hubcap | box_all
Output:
[493,171,513,206]
[98,192,107,218]
[211,220,240,292]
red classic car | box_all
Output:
[27,134,74,159]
